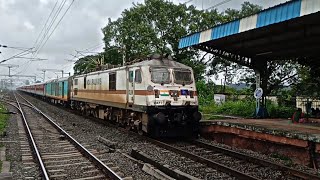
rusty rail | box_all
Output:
[192,140,320,180]
[147,138,259,180]
[13,93,50,179]
[16,93,123,180]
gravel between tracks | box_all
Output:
[22,94,155,180]
[2,105,41,179]
[135,143,234,179]
[20,93,320,179]
[198,138,320,176]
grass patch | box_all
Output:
[0,103,9,147]
[0,103,9,171]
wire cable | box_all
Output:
[206,0,233,10]
[34,0,68,54]
[36,0,75,55]
[33,0,59,47]
[183,0,193,4]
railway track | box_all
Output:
[140,138,320,180]
[4,92,319,179]
[6,92,125,180]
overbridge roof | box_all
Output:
[178,0,320,62]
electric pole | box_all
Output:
[0,64,19,77]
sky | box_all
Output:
[0,0,288,84]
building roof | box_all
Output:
[179,0,320,51]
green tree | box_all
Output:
[75,0,263,83]
[291,65,320,97]
[205,2,262,84]
[101,0,226,80]
[239,60,300,95]
[73,54,102,75]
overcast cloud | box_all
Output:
[0,0,287,83]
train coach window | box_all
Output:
[74,79,78,85]
[109,73,116,90]
[129,71,134,82]
[135,69,142,83]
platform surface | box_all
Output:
[201,118,320,142]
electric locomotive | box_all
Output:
[18,55,201,137]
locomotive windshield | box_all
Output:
[151,67,170,84]
[173,68,192,85]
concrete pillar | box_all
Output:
[255,70,261,88]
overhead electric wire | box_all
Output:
[0,48,34,64]
[25,0,75,78]
[33,0,59,48]
[83,43,104,52]
[13,57,48,61]
[34,0,68,54]
[206,0,233,10]
[36,0,75,55]
[0,53,5,59]
[183,0,193,4]
[71,43,104,60]
[13,60,33,76]
[36,0,67,49]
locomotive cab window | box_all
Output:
[150,67,170,84]
[173,68,192,85]
[129,71,134,82]
[74,79,78,85]
[109,73,116,90]
[135,69,142,83]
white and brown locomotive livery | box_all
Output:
[18,56,202,137]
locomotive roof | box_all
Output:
[76,58,192,78]
[129,58,191,69]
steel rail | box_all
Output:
[146,138,259,180]
[192,140,320,180]
[17,93,122,180]
[131,148,200,180]
[0,98,34,108]
[13,93,50,180]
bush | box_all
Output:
[196,81,296,118]
[268,104,295,118]
[200,100,256,118]
[0,104,8,135]
[217,100,256,117]
[200,98,295,119]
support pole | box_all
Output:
[122,45,126,66]
[255,70,260,115]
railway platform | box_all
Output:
[200,118,320,168]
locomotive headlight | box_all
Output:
[147,85,153,92]
[189,91,194,98]
[169,90,179,97]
